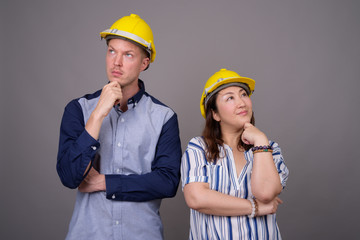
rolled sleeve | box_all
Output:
[181,137,210,190]
[56,99,100,189]
[270,141,289,189]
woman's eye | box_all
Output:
[226,96,234,101]
[126,53,133,57]
[240,91,248,97]
[109,49,115,54]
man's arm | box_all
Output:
[57,82,123,189]
[56,100,100,189]
[104,114,182,202]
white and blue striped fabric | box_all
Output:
[181,136,289,240]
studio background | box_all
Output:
[1,0,359,239]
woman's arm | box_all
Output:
[184,182,282,216]
[241,123,283,203]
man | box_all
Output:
[57,14,182,240]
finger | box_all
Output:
[108,81,120,87]
[240,131,250,145]
[110,85,122,95]
[111,81,121,89]
[114,90,122,104]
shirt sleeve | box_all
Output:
[180,137,210,190]
[270,141,289,189]
[105,113,182,202]
[56,99,100,189]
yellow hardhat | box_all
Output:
[200,68,256,118]
[100,14,156,63]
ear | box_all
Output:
[211,109,221,122]
[140,57,150,71]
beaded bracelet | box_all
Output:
[251,145,273,154]
[248,198,259,218]
[254,199,258,217]
[248,198,256,218]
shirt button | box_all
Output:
[91,146,97,150]
[120,118,125,123]
[112,194,115,199]
[115,221,119,225]
[116,169,120,173]
[117,142,121,147]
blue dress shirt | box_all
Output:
[57,80,182,239]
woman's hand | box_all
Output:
[256,197,283,216]
[241,122,269,146]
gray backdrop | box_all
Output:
[1,0,360,239]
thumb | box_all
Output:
[241,122,254,145]
[243,122,253,129]
[241,129,250,145]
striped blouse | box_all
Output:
[181,136,289,240]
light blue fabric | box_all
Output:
[57,81,181,240]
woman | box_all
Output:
[181,69,289,239]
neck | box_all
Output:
[222,129,243,150]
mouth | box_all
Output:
[112,70,123,77]
[237,110,248,116]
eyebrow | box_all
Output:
[220,91,234,96]
[107,44,136,53]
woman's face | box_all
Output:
[212,86,253,131]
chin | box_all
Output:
[238,120,250,128]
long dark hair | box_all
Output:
[202,92,255,163]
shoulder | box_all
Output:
[144,92,174,111]
[65,89,101,109]
[186,136,206,151]
[64,89,102,116]
[142,92,177,122]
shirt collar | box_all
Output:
[128,79,145,107]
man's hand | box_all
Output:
[94,81,123,118]
[78,167,106,193]
[85,81,122,140]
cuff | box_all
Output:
[105,174,122,201]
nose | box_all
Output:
[236,96,245,108]
[114,54,122,66]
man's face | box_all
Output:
[106,38,149,90]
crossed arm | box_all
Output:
[183,182,282,217]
